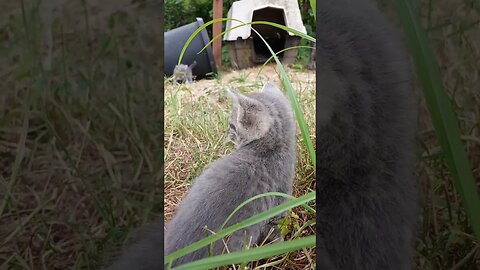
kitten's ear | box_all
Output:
[226,87,241,112]
[262,82,284,96]
[226,87,272,137]
[226,87,240,103]
[226,87,264,113]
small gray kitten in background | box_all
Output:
[308,46,316,70]
[173,60,197,84]
[103,82,297,269]
[317,0,419,269]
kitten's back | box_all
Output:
[317,0,419,269]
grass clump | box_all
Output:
[388,0,480,268]
[0,1,163,269]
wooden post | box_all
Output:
[212,0,223,68]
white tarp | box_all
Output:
[223,0,307,41]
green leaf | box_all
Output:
[197,20,316,57]
[279,216,291,236]
[309,0,316,20]
[177,18,316,65]
[164,192,315,265]
[171,235,316,270]
[220,192,315,231]
[176,18,229,65]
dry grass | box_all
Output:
[379,0,480,268]
[417,1,480,269]
[164,64,316,269]
[401,0,480,269]
[0,1,163,269]
[0,0,479,269]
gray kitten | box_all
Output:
[308,47,316,70]
[104,82,296,269]
[164,83,296,267]
[173,60,196,84]
[317,0,419,269]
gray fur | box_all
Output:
[102,221,165,270]
[308,46,316,70]
[173,60,196,84]
[104,82,296,269]
[317,0,419,269]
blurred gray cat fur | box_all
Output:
[317,0,419,269]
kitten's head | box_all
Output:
[173,64,188,73]
[226,82,295,148]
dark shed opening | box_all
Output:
[251,7,287,63]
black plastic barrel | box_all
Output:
[164,18,217,80]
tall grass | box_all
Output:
[0,1,164,268]
[395,0,480,242]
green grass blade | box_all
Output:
[250,21,315,42]
[249,27,316,167]
[219,192,315,231]
[291,219,316,238]
[176,18,230,65]
[310,0,316,20]
[177,18,315,65]
[395,0,480,240]
[196,21,316,57]
[258,45,315,72]
[164,192,315,264]
[171,235,316,270]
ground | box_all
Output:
[164,64,316,269]
[398,1,480,269]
